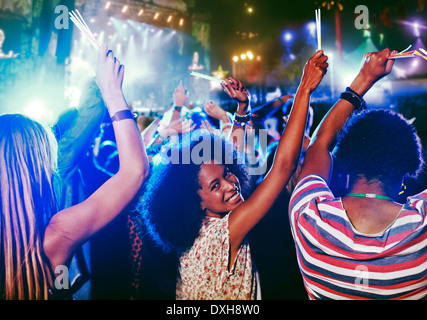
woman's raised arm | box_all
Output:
[44,45,149,268]
[228,50,328,258]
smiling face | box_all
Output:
[197,162,243,218]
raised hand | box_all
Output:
[96,45,126,113]
[221,76,250,112]
[203,100,229,123]
[299,50,328,94]
[359,48,397,84]
[173,81,189,107]
[158,118,196,138]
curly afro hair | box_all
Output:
[333,109,424,191]
[137,131,250,254]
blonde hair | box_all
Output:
[0,114,58,299]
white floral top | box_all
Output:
[176,214,259,300]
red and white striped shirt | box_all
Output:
[289,174,427,300]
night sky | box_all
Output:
[192,0,427,72]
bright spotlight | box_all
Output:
[167,15,173,23]
[122,5,128,13]
[105,1,111,9]
[240,53,247,60]
[24,100,48,121]
[414,22,420,37]
[284,32,293,42]
[179,18,184,26]
[233,56,239,62]
[154,12,159,20]
[138,9,144,16]
[246,51,254,60]
[307,22,316,37]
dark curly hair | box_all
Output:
[137,131,251,255]
[333,109,424,193]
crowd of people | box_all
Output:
[1,43,426,300]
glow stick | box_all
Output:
[398,45,412,54]
[190,71,223,83]
[315,9,321,51]
[415,50,427,61]
[389,54,415,59]
[70,16,98,50]
[419,48,427,58]
[388,50,416,59]
[69,11,100,51]
[75,9,91,32]
[70,11,99,48]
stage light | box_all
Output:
[122,5,128,13]
[179,18,184,26]
[413,22,420,37]
[138,9,144,16]
[240,53,247,60]
[246,51,254,60]
[233,56,239,62]
[105,1,111,9]
[167,15,173,23]
[90,18,95,23]
[256,56,261,61]
[154,12,159,20]
[307,22,316,38]
[283,31,293,43]
[247,7,253,14]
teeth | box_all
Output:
[229,192,240,202]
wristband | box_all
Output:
[340,89,367,111]
[111,109,135,122]
[233,112,252,123]
[346,87,363,100]
[233,120,247,127]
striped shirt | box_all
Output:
[289,174,427,300]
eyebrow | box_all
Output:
[207,166,227,190]
[208,178,219,190]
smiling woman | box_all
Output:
[137,51,328,300]
[139,132,250,255]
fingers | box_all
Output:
[311,50,324,60]
[118,64,125,83]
